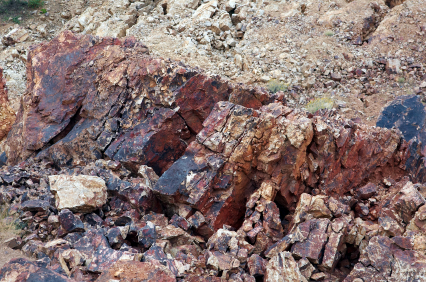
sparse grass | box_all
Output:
[325,30,334,37]
[27,0,43,8]
[11,15,19,23]
[0,206,23,241]
[306,97,334,113]
[397,77,405,84]
[267,79,289,93]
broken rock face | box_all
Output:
[153,98,404,234]
[5,31,272,175]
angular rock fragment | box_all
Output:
[2,27,29,46]
[59,209,85,233]
[49,175,107,213]
[291,218,329,264]
[264,252,307,282]
[6,31,271,175]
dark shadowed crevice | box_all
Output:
[50,106,83,145]
[161,2,167,15]
[275,201,290,232]
[385,0,406,8]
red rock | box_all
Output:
[5,31,272,175]
[0,258,72,281]
[291,218,330,264]
[345,236,426,281]
[357,183,377,199]
[144,245,178,276]
[247,254,266,277]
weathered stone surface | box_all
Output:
[247,254,266,277]
[21,200,52,212]
[87,246,141,273]
[5,31,272,175]
[2,27,29,46]
[0,258,72,281]
[345,236,426,281]
[49,175,107,213]
[357,182,377,200]
[59,209,84,233]
[0,67,16,143]
[95,260,176,282]
[377,95,425,142]
[153,95,403,233]
[3,24,426,282]
[264,251,307,282]
[291,218,329,264]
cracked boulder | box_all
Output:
[49,175,108,213]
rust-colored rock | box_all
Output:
[5,31,272,175]
[0,258,72,282]
[153,99,404,233]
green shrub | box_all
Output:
[28,0,43,8]
[267,79,288,93]
[0,0,26,14]
[397,77,405,84]
[324,30,334,37]
[11,16,19,23]
[40,8,46,13]
[306,97,334,113]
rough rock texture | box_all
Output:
[95,260,176,282]
[5,31,273,175]
[49,175,107,213]
[0,258,72,281]
[0,67,16,142]
[2,31,426,282]
[153,99,404,233]
[1,27,29,46]
[265,252,307,282]
[376,95,426,183]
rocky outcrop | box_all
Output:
[5,31,273,173]
[2,31,426,282]
[153,100,404,234]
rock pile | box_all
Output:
[1,31,426,282]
